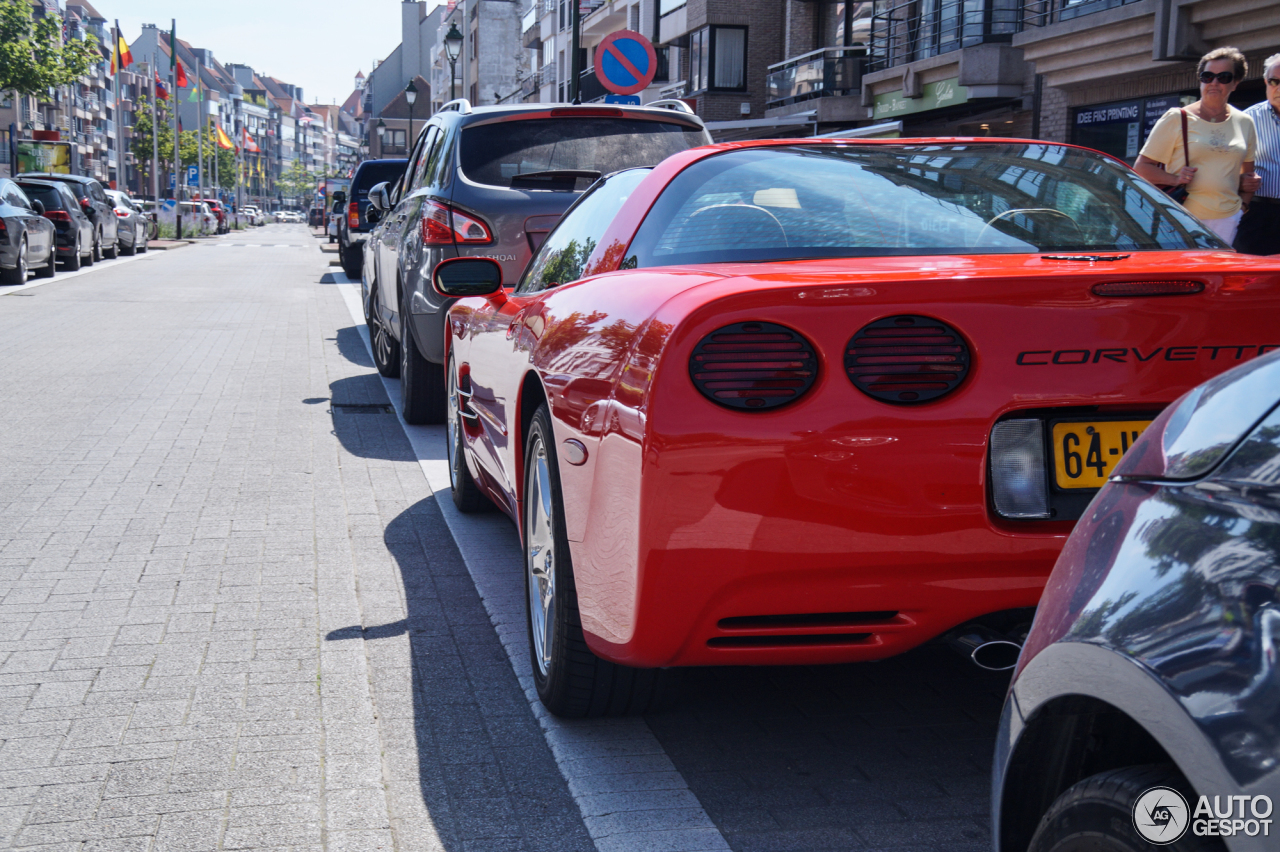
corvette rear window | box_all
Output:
[460,118,708,188]
[625,144,1222,267]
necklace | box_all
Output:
[1199,106,1228,122]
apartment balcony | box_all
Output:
[581,0,624,39]
[868,0,1024,72]
[767,47,864,108]
[523,4,542,49]
[578,68,608,103]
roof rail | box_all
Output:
[438,98,473,115]
[645,99,694,115]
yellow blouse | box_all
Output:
[1140,106,1257,220]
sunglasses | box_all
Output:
[1199,71,1236,84]
[1268,78,1280,87]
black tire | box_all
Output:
[1,239,27,285]
[524,405,680,718]
[122,227,137,256]
[84,233,96,266]
[447,357,491,513]
[92,230,102,263]
[63,235,81,271]
[103,234,118,259]
[36,243,56,278]
[369,284,400,379]
[1028,764,1226,852]
[341,242,362,280]
[399,297,447,425]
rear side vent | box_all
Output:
[846,315,970,404]
[689,321,818,410]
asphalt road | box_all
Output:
[0,225,1009,852]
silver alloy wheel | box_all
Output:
[446,362,460,487]
[526,437,556,678]
[16,241,27,280]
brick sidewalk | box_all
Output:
[0,230,593,851]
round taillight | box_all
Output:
[845,315,970,404]
[688,321,818,411]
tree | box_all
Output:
[277,158,314,201]
[129,96,175,190]
[0,0,100,96]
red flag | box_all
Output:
[175,60,188,89]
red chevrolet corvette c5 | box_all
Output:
[432,138,1280,717]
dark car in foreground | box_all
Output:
[994,349,1280,852]
[0,179,56,283]
[362,98,711,424]
[17,173,117,261]
[338,158,406,279]
[17,179,94,270]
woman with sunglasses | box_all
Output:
[1136,47,1258,245]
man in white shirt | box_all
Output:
[1236,53,1280,255]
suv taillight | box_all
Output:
[348,202,360,229]
[43,210,71,223]
[420,200,492,246]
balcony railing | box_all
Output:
[767,47,864,107]
[578,68,609,103]
[868,0,1024,72]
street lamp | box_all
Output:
[444,23,463,101]
[404,80,418,152]
[375,118,386,157]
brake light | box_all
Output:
[116,209,130,217]
[43,210,71,223]
[348,201,360,229]
[420,200,492,246]
[550,107,623,117]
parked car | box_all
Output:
[0,178,57,283]
[17,179,94,270]
[16,172,118,260]
[105,190,148,255]
[994,349,1280,852]
[363,99,712,424]
[327,198,342,243]
[178,202,215,236]
[437,137,1280,717]
[194,197,227,234]
[242,205,264,226]
[338,158,407,279]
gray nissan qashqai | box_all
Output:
[361,99,711,424]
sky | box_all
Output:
[105,0,443,106]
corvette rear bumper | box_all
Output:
[578,534,1058,667]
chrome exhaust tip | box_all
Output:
[944,623,1023,672]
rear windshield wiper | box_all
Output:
[510,169,602,189]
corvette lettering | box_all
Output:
[1016,345,1280,365]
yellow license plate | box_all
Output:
[1051,420,1152,489]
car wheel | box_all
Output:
[399,298,447,425]
[1,239,28,285]
[447,357,490,513]
[341,243,362,280]
[104,234,118,259]
[36,243,56,278]
[1027,764,1225,852]
[63,235,81,271]
[122,230,137,256]
[85,233,96,266]
[524,404,679,718]
[369,285,400,379]
[137,227,148,253]
[92,231,102,262]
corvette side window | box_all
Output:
[518,168,651,294]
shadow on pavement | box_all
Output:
[323,498,595,851]
[326,375,412,462]
[332,326,374,368]
[644,647,1009,851]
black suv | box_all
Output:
[16,173,118,261]
[338,158,407,279]
[362,99,711,424]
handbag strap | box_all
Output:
[1179,108,1190,169]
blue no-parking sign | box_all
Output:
[594,30,657,97]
